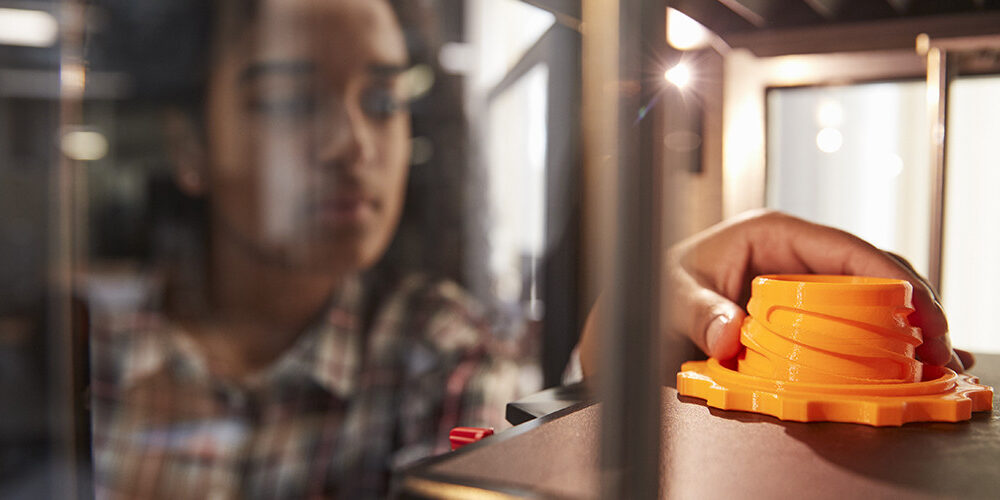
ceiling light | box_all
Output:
[61,130,109,161]
[664,63,692,88]
[667,8,710,51]
[0,8,58,48]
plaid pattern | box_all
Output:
[90,275,529,499]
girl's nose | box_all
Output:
[316,98,376,171]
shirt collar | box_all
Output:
[255,275,365,399]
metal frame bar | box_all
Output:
[583,0,665,497]
[920,32,1000,292]
[924,46,952,293]
[53,1,91,498]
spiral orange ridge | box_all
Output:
[738,275,923,385]
[677,275,993,426]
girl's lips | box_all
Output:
[314,196,376,225]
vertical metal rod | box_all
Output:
[593,0,664,497]
[51,1,89,498]
[926,47,952,293]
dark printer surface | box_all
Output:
[398,354,1000,499]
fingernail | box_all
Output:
[921,336,952,366]
[946,351,965,373]
[706,315,728,356]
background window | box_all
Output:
[766,81,932,276]
[941,74,1000,353]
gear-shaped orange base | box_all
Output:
[678,358,993,426]
[677,275,994,426]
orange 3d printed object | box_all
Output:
[677,275,993,426]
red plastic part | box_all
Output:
[449,426,494,451]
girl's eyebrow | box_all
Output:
[240,60,316,83]
[239,61,406,83]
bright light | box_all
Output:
[0,8,58,47]
[438,42,473,74]
[401,64,435,100]
[816,99,843,128]
[815,128,842,153]
[878,153,904,178]
[664,64,692,88]
[667,8,710,51]
[61,130,109,161]
[773,58,810,83]
[61,63,86,97]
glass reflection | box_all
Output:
[85,0,535,497]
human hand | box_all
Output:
[665,210,971,372]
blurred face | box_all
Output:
[206,0,411,272]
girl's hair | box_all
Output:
[375,0,471,288]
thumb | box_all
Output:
[669,270,746,359]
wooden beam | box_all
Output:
[716,0,768,26]
[802,0,845,20]
[723,11,1000,56]
[719,0,826,27]
[670,0,761,34]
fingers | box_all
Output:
[945,350,965,373]
[577,298,603,379]
[913,323,953,367]
[884,251,940,302]
[667,259,746,360]
[858,256,952,366]
[668,211,956,368]
[704,312,744,360]
[876,252,953,366]
[955,348,976,370]
[763,215,953,367]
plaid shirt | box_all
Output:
[90,274,531,499]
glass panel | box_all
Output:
[486,62,548,316]
[0,0,579,496]
[941,74,1000,354]
[467,0,555,91]
[766,81,932,275]
[0,3,73,496]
